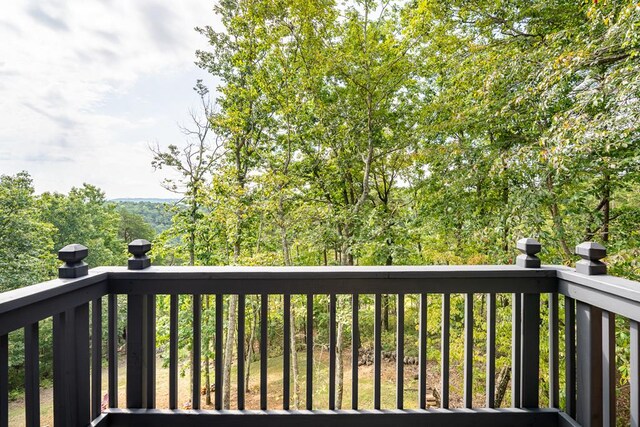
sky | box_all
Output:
[0,0,221,199]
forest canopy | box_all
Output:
[1,0,639,419]
[147,0,639,278]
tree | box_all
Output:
[151,80,222,266]
[0,171,56,291]
[116,206,156,243]
[151,80,224,405]
[196,0,278,407]
[39,184,124,267]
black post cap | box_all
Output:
[575,241,607,275]
[128,239,152,270]
[515,238,541,268]
[58,243,89,278]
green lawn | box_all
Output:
[9,350,456,426]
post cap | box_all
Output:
[58,244,89,278]
[575,241,606,260]
[128,239,152,256]
[575,241,606,275]
[128,239,151,270]
[516,237,541,268]
[58,243,88,263]
[516,238,541,255]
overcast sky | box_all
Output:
[0,1,221,199]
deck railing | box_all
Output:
[0,238,638,427]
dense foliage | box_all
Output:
[112,201,174,235]
[0,175,156,395]
[1,0,639,418]
[147,0,640,276]
[150,0,640,414]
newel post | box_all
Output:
[54,244,91,426]
[126,240,156,409]
[58,244,89,278]
[514,238,541,408]
[575,241,607,427]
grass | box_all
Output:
[8,349,473,426]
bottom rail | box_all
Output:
[96,408,577,427]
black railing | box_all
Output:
[0,238,638,427]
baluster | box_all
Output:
[549,292,559,408]
[53,312,71,425]
[396,293,404,409]
[631,320,640,427]
[261,294,268,410]
[419,293,427,409]
[192,294,202,410]
[512,293,521,408]
[602,311,616,427]
[516,238,541,409]
[352,294,359,410]
[486,293,496,408]
[108,294,118,409]
[215,294,223,409]
[464,293,473,408]
[329,294,336,410]
[91,298,102,419]
[565,296,576,418]
[24,322,39,427]
[283,294,291,410]
[127,294,151,409]
[576,302,603,427]
[237,294,246,410]
[374,293,382,409]
[575,242,607,427]
[75,303,91,424]
[0,334,7,427]
[169,294,178,409]
[306,294,313,410]
[441,293,450,409]
[521,293,540,408]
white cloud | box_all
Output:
[0,0,220,198]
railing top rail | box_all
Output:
[557,268,640,322]
[105,265,559,295]
[0,270,107,315]
[557,268,640,302]
[104,264,559,279]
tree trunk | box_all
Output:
[290,303,300,408]
[204,296,212,405]
[279,218,301,408]
[495,366,511,408]
[334,235,353,409]
[223,295,238,408]
[602,172,610,243]
[382,295,389,332]
[223,208,243,407]
[501,154,510,253]
[245,299,257,393]
[189,200,197,267]
[546,175,574,262]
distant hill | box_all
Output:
[110,199,177,233]
[109,197,179,204]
